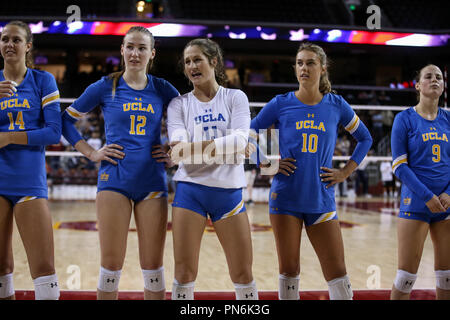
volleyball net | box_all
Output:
[44,100,446,200]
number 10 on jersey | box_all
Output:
[301,133,318,153]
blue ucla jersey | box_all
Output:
[62,75,179,194]
[0,69,61,197]
[391,107,450,213]
[251,92,371,213]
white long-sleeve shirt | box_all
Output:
[167,86,250,188]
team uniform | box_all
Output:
[62,75,179,202]
[0,69,61,206]
[167,86,250,222]
[391,107,450,223]
[251,92,372,226]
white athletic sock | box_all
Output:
[172,279,194,300]
[234,280,258,300]
[34,274,60,300]
[278,274,300,300]
[0,273,14,298]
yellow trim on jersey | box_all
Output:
[53,222,62,230]
[392,154,407,174]
[41,91,60,108]
[344,114,360,134]
[17,196,37,204]
[144,191,164,200]
[314,211,337,225]
[221,199,244,220]
[66,106,86,120]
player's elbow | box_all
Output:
[359,133,373,149]
[366,135,373,148]
[48,124,62,145]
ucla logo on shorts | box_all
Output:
[271,192,278,200]
[100,173,109,181]
[403,197,411,205]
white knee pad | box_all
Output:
[142,267,165,292]
[435,270,450,290]
[328,275,353,300]
[394,269,417,293]
[278,274,300,300]
[172,279,195,300]
[234,280,258,300]
[0,273,14,298]
[98,267,121,293]
[33,274,60,300]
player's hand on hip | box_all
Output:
[320,166,347,189]
[276,158,296,176]
[438,193,450,211]
[89,144,125,165]
[425,195,446,213]
[0,80,17,98]
[152,144,175,168]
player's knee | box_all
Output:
[280,269,300,278]
[142,267,165,292]
[279,263,300,277]
[435,270,450,290]
[0,264,14,277]
[393,269,417,293]
[100,256,124,272]
[230,267,253,285]
[31,264,56,281]
[327,274,353,300]
[175,264,197,284]
[33,274,60,300]
[326,268,347,282]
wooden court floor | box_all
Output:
[10,197,438,292]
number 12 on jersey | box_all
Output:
[129,115,146,135]
[301,133,318,153]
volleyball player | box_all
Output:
[62,26,179,300]
[0,21,61,300]
[390,64,449,300]
[167,38,258,300]
[249,43,372,300]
